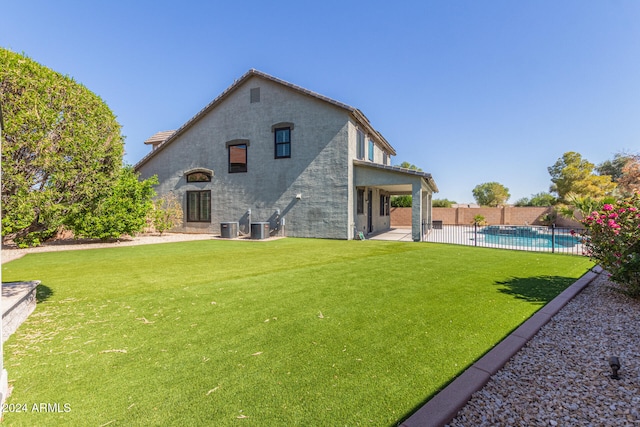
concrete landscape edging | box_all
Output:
[400,266,603,427]
[2,281,41,343]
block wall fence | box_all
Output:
[391,207,581,228]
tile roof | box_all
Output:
[144,130,175,145]
[353,159,439,193]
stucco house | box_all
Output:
[135,69,438,241]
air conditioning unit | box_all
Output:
[220,222,238,238]
[250,222,270,239]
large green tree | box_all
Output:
[598,152,640,197]
[1,48,154,246]
[472,182,510,206]
[548,152,616,202]
[514,192,557,207]
[596,153,631,183]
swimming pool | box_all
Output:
[479,226,581,249]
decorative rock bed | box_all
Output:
[446,272,640,426]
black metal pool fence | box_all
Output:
[425,224,585,255]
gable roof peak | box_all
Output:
[135,69,396,169]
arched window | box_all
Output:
[185,168,213,182]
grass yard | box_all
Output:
[1,238,593,426]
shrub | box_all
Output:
[391,195,412,207]
[433,198,456,207]
[581,192,640,298]
[1,48,124,246]
[151,192,183,235]
[471,214,487,226]
[66,168,158,240]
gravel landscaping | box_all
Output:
[447,272,640,426]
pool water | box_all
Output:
[482,233,579,248]
[480,226,580,249]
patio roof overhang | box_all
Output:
[352,160,439,194]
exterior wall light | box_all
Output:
[609,356,621,380]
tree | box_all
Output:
[472,182,510,207]
[548,152,616,202]
[617,154,640,196]
[514,192,556,207]
[597,153,631,183]
[397,161,422,171]
[432,198,456,207]
[0,48,154,246]
[390,195,412,207]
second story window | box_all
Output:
[226,139,249,173]
[368,140,374,161]
[357,130,365,160]
[274,127,291,158]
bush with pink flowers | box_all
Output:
[581,192,640,298]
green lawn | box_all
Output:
[1,239,593,426]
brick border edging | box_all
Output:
[400,266,603,427]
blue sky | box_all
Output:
[2,0,639,203]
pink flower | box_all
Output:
[608,213,619,219]
[607,219,620,229]
[603,204,614,211]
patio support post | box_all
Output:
[412,182,423,242]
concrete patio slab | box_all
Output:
[368,228,413,241]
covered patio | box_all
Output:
[367,228,414,241]
[353,160,438,242]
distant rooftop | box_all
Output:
[144,130,175,149]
